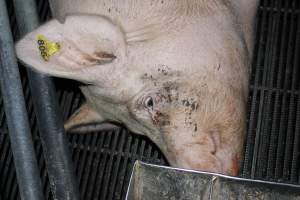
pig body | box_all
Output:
[16,0,259,176]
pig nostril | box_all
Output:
[210,150,216,155]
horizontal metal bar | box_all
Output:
[13,0,80,199]
[0,0,45,200]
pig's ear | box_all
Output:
[64,103,119,133]
[15,15,126,83]
[64,103,104,130]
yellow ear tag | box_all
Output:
[36,34,61,61]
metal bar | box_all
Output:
[250,0,272,178]
[282,2,298,180]
[267,0,290,179]
[242,0,262,178]
[12,0,80,199]
[291,3,300,182]
[0,0,44,199]
[274,1,294,179]
[257,0,282,178]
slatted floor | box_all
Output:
[0,0,300,199]
[242,0,300,183]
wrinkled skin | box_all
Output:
[15,0,259,176]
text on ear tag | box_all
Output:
[36,34,61,61]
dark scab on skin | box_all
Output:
[141,73,159,87]
[153,93,171,106]
[163,81,178,92]
[182,99,190,107]
[182,99,198,111]
[182,98,199,128]
[152,110,170,127]
[191,102,198,111]
[142,73,154,80]
[167,94,172,102]
[157,64,170,76]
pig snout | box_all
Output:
[176,147,223,174]
[175,148,240,176]
[169,132,241,176]
[156,87,246,176]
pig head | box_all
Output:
[15,0,259,176]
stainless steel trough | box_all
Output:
[126,161,300,200]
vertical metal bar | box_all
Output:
[257,0,282,179]
[291,4,300,182]
[250,0,273,179]
[0,0,44,199]
[12,0,80,199]
[267,0,290,180]
[242,0,263,178]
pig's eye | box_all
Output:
[144,96,154,110]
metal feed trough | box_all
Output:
[0,0,300,199]
[126,161,300,200]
